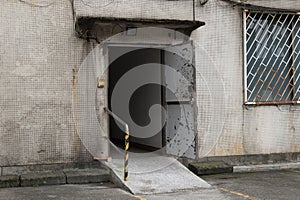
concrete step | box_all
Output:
[0,168,110,188]
[188,161,233,175]
[21,171,66,187]
[234,162,300,173]
[64,168,110,184]
[0,175,19,188]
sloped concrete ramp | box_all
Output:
[105,155,211,195]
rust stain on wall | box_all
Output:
[71,65,82,158]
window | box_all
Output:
[244,11,300,104]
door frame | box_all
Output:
[103,42,198,157]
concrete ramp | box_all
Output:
[105,155,211,195]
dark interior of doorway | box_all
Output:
[108,46,165,153]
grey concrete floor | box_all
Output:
[0,170,299,200]
[0,183,137,200]
[0,183,241,200]
[201,169,300,200]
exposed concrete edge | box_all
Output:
[97,161,134,194]
[221,0,300,13]
[188,161,233,175]
[1,162,102,176]
[234,162,300,173]
[74,16,204,40]
[179,152,300,167]
[0,167,111,188]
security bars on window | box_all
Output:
[244,11,300,104]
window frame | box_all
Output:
[243,10,300,105]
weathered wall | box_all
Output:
[74,0,195,21]
[78,0,300,159]
[194,0,300,158]
[0,0,91,166]
[224,0,300,10]
[1,0,299,167]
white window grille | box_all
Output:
[244,11,300,105]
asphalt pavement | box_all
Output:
[201,169,300,200]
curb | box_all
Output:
[233,162,300,173]
[0,175,19,188]
[188,161,233,176]
[64,168,110,184]
[0,168,110,188]
[21,172,65,187]
[188,161,300,176]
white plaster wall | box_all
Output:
[193,0,300,158]
[0,0,91,166]
[74,0,194,21]
[1,0,300,167]
[227,0,300,10]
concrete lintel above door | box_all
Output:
[75,17,205,41]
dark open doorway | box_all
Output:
[108,46,164,152]
[107,42,197,158]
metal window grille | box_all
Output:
[244,11,300,105]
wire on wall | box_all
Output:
[19,0,55,7]
[80,0,114,8]
[220,0,300,13]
